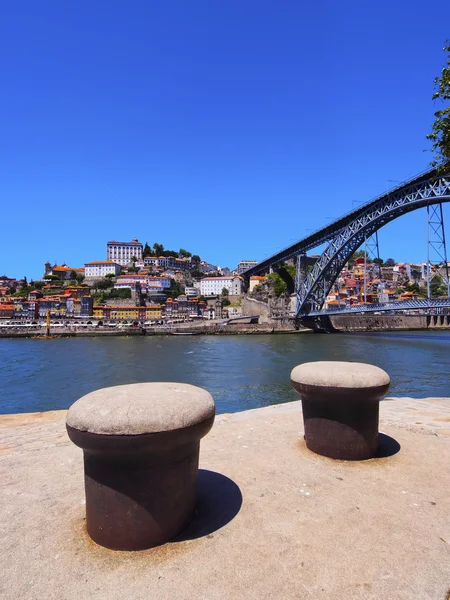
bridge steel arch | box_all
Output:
[296,172,450,317]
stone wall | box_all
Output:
[241,297,270,323]
[329,314,450,332]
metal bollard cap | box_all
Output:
[66,382,215,435]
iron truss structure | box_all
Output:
[242,166,450,317]
[307,298,450,316]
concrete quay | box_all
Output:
[1,397,450,600]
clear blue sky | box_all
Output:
[1,1,449,280]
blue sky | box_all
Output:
[1,1,449,280]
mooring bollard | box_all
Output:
[66,382,215,550]
[290,361,390,460]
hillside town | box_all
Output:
[0,237,448,325]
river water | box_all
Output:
[0,331,449,415]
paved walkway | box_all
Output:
[1,398,450,600]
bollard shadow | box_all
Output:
[176,470,243,541]
[375,432,401,458]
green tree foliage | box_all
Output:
[143,242,153,257]
[372,257,384,266]
[427,42,450,168]
[153,242,165,256]
[166,279,182,298]
[221,287,229,297]
[384,258,396,267]
[267,264,296,296]
[44,274,61,282]
[222,298,231,306]
[108,288,132,300]
[191,254,200,264]
[96,277,115,290]
[405,281,420,293]
[267,272,287,295]
[69,270,77,280]
[179,248,192,258]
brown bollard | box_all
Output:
[290,361,390,460]
[66,382,215,550]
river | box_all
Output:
[0,331,449,415]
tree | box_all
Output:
[153,242,164,256]
[427,42,450,169]
[179,248,192,258]
[267,272,287,295]
[384,258,396,267]
[373,258,384,266]
[405,281,420,293]
[221,287,229,297]
[222,298,231,307]
[69,270,77,280]
[143,242,152,257]
[191,254,200,264]
[44,274,61,282]
[76,273,85,283]
[166,279,182,298]
[97,278,114,290]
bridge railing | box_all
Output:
[307,298,450,316]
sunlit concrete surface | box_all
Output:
[1,397,450,600]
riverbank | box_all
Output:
[0,322,306,338]
[1,396,449,600]
[303,313,450,332]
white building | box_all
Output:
[84,261,121,278]
[199,276,243,296]
[107,238,143,266]
[237,260,258,274]
[185,286,199,298]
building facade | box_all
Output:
[237,260,258,274]
[106,238,143,266]
[84,261,121,278]
[199,276,243,296]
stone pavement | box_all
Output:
[1,397,450,600]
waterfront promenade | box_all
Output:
[1,396,449,599]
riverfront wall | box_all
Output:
[311,313,450,332]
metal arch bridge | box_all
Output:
[242,166,450,317]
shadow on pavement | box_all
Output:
[376,432,401,458]
[176,469,243,541]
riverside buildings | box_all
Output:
[84,261,121,278]
[107,238,143,266]
[199,276,243,296]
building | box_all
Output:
[199,276,243,296]
[249,276,265,292]
[237,260,258,274]
[185,287,198,298]
[143,256,191,271]
[92,305,162,321]
[106,238,143,266]
[84,261,121,278]
[44,263,85,281]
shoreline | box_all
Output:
[0,324,308,338]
